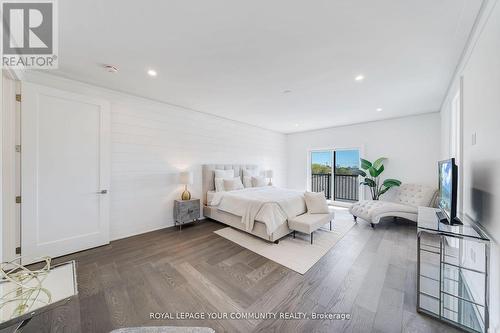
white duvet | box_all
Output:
[210,187,307,235]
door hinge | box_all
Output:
[15,196,21,204]
[15,247,21,255]
[15,145,21,153]
[15,94,21,102]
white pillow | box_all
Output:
[243,176,253,188]
[242,168,257,177]
[214,169,234,192]
[214,169,234,179]
[214,178,225,192]
[223,177,244,191]
[251,176,267,187]
[304,192,329,214]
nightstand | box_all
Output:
[173,199,200,230]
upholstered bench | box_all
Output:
[288,207,335,244]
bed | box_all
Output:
[202,164,306,242]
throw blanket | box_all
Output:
[211,187,307,235]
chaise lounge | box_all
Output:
[349,183,437,228]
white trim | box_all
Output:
[2,75,17,261]
[450,79,464,215]
[2,68,24,82]
[307,146,365,202]
[14,81,20,252]
[109,217,206,242]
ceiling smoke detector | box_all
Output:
[104,65,119,73]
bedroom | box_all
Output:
[0,0,499,332]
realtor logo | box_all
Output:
[1,0,58,68]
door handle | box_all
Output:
[97,190,108,194]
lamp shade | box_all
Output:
[179,171,193,185]
[265,170,273,178]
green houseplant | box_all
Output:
[353,157,402,200]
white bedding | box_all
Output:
[210,187,306,235]
[207,191,217,206]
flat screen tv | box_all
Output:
[437,158,459,224]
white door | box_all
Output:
[21,82,110,264]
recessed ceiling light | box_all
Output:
[104,64,119,73]
[147,69,157,77]
[376,108,383,112]
[354,75,365,81]
[294,123,299,127]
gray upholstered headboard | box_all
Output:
[202,164,258,204]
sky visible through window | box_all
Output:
[312,150,359,168]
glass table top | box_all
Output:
[417,207,490,241]
[0,260,77,329]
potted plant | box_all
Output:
[353,157,402,200]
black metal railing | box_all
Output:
[311,173,331,199]
[334,174,359,201]
[311,173,359,201]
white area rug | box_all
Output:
[214,208,355,274]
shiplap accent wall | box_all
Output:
[23,72,287,240]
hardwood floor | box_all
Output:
[35,209,459,333]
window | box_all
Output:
[311,151,333,199]
[310,149,360,201]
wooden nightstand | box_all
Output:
[173,199,200,230]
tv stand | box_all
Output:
[417,206,490,333]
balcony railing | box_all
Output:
[311,173,331,199]
[311,173,359,201]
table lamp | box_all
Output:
[179,171,193,200]
[265,170,273,186]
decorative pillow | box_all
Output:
[251,176,267,187]
[223,177,244,191]
[304,192,329,214]
[214,169,234,192]
[214,169,234,179]
[243,176,253,188]
[214,178,225,192]
[242,168,257,177]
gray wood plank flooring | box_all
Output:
[20,209,461,333]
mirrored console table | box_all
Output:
[417,207,490,333]
[0,260,80,332]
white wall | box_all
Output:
[440,1,500,331]
[21,72,287,241]
[0,71,4,261]
[286,113,441,193]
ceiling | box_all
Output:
[49,0,482,133]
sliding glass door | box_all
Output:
[311,151,333,199]
[310,149,360,202]
[334,149,360,201]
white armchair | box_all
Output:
[349,183,437,228]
